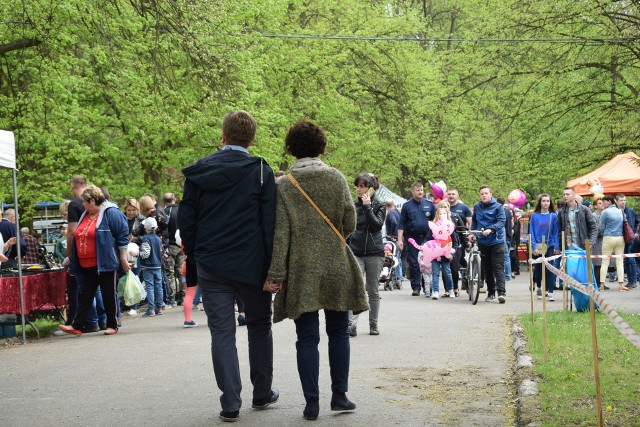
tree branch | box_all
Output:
[0,38,41,55]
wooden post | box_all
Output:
[528,236,535,325]
[540,236,548,362]
[586,240,604,427]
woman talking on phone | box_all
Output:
[347,173,386,337]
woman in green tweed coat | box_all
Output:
[267,120,368,421]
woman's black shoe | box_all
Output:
[303,399,319,420]
[330,392,356,411]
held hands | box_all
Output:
[120,256,131,272]
[263,279,282,294]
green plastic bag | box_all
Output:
[122,270,143,306]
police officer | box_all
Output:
[397,182,436,296]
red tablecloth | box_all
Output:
[0,270,67,314]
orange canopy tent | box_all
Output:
[567,151,640,196]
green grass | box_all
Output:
[520,311,640,427]
[15,315,61,338]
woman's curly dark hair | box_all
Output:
[285,120,326,159]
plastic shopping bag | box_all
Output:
[123,270,143,306]
[565,247,599,312]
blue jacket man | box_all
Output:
[398,182,436,296]
[471,186,507,303]
[178,110,277,421]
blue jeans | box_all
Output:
[395,253,403,283]
[624,242,637,285]
[143,268,164,313]
[294,310,349,401]
[431,259,454,293]
[504,242,512,281]
[193,286,202,306]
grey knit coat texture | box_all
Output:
[268,166,369,323]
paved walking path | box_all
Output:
[2,271,639,426]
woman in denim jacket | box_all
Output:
[598,194,628,291]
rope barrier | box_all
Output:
[530,255,640,351]
[529,253,640,264]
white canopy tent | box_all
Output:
[0,129,27,343]
[376,184,407,209]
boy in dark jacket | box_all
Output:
[140,217,164,317]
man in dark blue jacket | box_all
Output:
[615,194,638,288]
[472,186,507,303]
[398,182,436,296]
[179,110,278,422]
[0,208,26,263]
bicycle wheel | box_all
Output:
[470,257,481,305]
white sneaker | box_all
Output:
[432,292,439,300]
[127,309,137,316]
[547,294,555,302]
[449,291,456,299]
[199,305,205,311]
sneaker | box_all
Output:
[450,292,456,299]
[171,301,178,308]
[155,310,163,316]
[348,324,357,337]
[485,295,496,302]
[252,388,279,409]
[547,294,555,302]
[199,305,205,311]
[127,309,137,316]
[219,410,239,422]
[142,311,155,318]
[162,304,171,310]
[193,304,199,311]
[536,289,542,299]
[81,323,100,333]
[412,290,420,296]
[498,294,506,304]
[183,320,198,328]
[627,283,637,289]
[369,326,379,336]
[432,292,439,300]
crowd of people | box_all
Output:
[15,108,632,423]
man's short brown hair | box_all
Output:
[222,110,257,147]
[71,175,87,189]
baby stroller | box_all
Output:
[380,241,398,291]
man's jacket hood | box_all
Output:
[182,155,265,193]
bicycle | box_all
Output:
[460,230,485,305]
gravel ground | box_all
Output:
[1,268,638,426]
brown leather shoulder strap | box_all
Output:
[286,174,346,246]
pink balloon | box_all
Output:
[430,180,447,199]
[508,189,526,207]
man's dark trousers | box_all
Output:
[198,267,273,412]
[407,235,426,292]
[479,243,506,297]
